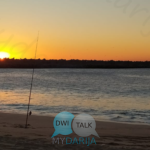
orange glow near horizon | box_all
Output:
[4,45,150,62]
[1,30,148,62]
[1,36,150,61]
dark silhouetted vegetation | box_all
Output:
[0,58,150,68]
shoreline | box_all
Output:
[1,110,150,127]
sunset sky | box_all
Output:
[0,0,150,61]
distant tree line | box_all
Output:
[0,58,150,68]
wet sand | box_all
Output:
[0,112,150,150]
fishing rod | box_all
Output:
[25,32,39,128]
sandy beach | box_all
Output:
[0,112,150,150]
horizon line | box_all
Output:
[0,58,150,62]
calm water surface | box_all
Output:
[0,69,150,124]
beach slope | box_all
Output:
[0,112,150,150]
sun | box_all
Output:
[0,52,10,59]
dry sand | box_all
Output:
[0,112,150,150]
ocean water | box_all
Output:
[0,69,150,124]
